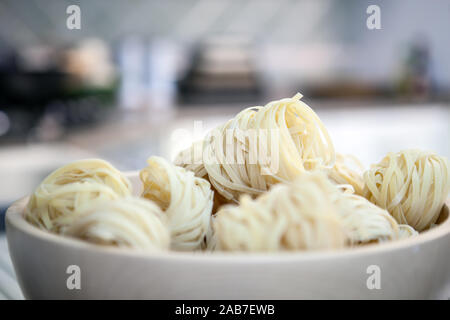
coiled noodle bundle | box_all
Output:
[213,172,346,251]
[25,159,132,232]
[140,156,213,251]
[328,153,365,196]
[176,94,335,203]
[64,197,170,250]
[35,159,131,196]
[333,192,404,244]
[363,149,449,231]
[202,107,261,202]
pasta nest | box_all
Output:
[25,159,132,232]
[140,156,214,251]
[363,149,449,231]
[328,153,365,196]
[176,93,335,204]
[64,197,170,250]
[333,191,417,244]
[213,172,346,251]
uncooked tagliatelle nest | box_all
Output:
[212,172,417,252]
[64,197,170,250]
[213,172,346,252]
[364,149,449,231]
[328,153,365,196]
[140,156,213,251]
[25,159,132,232]
[333,190,416,244]
[175,93,335,204]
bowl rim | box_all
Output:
[6,194,450,263]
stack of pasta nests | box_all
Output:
[26,93,449,253]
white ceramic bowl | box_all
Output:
[6,173,450,299]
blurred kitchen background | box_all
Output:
[0,0,449,234]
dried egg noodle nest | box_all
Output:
[175,123,253,213]
[36,159,131,196]
[25,159,132,232]
[140,156,213,251]
[364,149,449,231]
[213,172,347,252]
[328,153,365,196]
[333,191,416,244]
[64,197,170,250]
[176,94,335,204]
[203,107,261,202]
